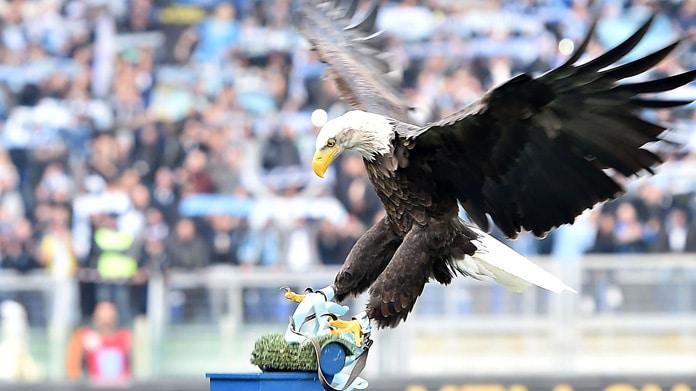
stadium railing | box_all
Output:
[1,254,696,380]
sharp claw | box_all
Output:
[328,319,363,347]
[283,288,307,303]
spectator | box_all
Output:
[65,301,132,383]
[141,237,167,277]
[209,147,243,195]
[166,218,209,270]
[34,162,73,207]
[180,149,216,195]
[261,125,302,171]
[143,208,169,243]
[90,215,140,323]
[316,219,349,266]
[207,215,247,265]
[635,184,668,222]
[131,124,163,182]
[38,207,76,277]
[188,4,240,64]
[0,152,25,224]
[0,219,37,273]
[119,183,151,236]
[87,133,122,181]
[316,216,363,265]
[134,211,169,315]
[655,208,696,253]
[613,202,646,253]
[151,167,179,225]
[3,84,43,207]
[589,212,617,254]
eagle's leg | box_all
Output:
[333,217,402,301]
[282,218,400,303]
[366,222,468,328]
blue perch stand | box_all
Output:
[207,342,348,391]
[207,372,324,391]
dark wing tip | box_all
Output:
[574,13,656,74]
[600,38,683,80]
[631,98,695,108]
[615,69,696,94]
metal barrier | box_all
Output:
[2,254,696,381]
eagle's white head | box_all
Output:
[313,110,394,177]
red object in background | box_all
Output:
[66,327,132,382]
[81,327,132,381]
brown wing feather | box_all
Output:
[296,0,410,121]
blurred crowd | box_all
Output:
[0,0,694,328]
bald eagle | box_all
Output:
[297,0,695,328]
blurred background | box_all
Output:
[0,0,694,390]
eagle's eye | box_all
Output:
[326,138,336,148]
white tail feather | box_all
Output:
[455,228,576,294]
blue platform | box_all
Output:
[207,372,324,391]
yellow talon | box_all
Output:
[284,290,306,303]
[328,319,363,347]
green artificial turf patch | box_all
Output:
[250,333,360,372]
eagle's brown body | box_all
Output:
[355,155,476,327]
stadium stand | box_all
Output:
[0,0,694,385]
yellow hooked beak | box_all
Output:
[312,145,341,178]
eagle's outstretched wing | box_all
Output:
[297,1,694,328]
[297,1,694,239]
[295,0,411,122]
[400,15,694,237]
